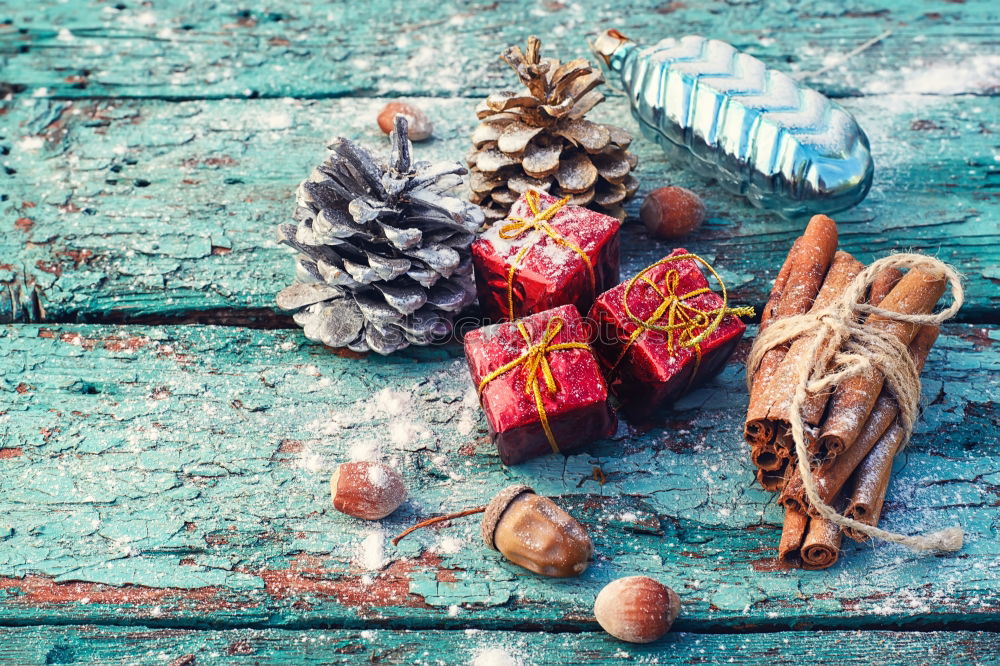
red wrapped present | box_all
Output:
[464,304,616,465]
[589,250,754,418]
[472,190,620,323]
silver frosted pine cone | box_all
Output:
[277,116,484,355]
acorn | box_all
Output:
[392,484,593,578]
[377,102,433,141]
[482,485,593,578]
[594,576,681,643]
[330,461,407,520]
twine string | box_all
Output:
[477,316,591,453]
[612,254,755,374]
[747,254,965,552]
[499,190,595,320]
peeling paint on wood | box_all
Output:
[1,94,996,322]
[1,626,999,665]
[1,0,997,100]
[1,323,996,631]
[1,0,998,657]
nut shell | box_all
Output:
[640,186,706,239]
[481,484,535,550]
[377,102,433,141]
[594,576,680,643]
[482,485,593,578]
[330,461,407,520]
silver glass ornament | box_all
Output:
[592,30,874,219]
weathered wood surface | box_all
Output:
[2,0,999,659]
[2,0,998,324]
[2,323,997,632]
[1,0,997,100]
[2,626,998,665]
[1,93,997,323]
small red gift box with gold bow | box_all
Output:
[472,190,621,323]
[464,304,616,465]
[589,249,754,419]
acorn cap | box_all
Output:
[481,484,535,551]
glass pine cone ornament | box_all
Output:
[592,30,874,219]
[468,36,639,223]
[276,116,483,354]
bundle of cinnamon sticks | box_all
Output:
[745,215,948,569]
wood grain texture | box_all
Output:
[1,626,998,665]
[2,0,999,655]
[1,93,996,322]
[1,0,997,100]
[1,323,997,631]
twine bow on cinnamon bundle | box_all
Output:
[498,190,595,320]
[747,252,964,555]
[612,254,755,374]
[477,316,590,453]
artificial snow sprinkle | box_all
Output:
[864,55,1000,95]
[437,535,465,555]
[347,438,380,462]
[471,647,522,666]
[356,530,385,571]
[17,136,44,152]
[369,388,412,418]
[297,444,323,473]
[367,463,389,488]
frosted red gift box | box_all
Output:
[464,304,616,465]
[472,190,620,323]
[589,249,749,418]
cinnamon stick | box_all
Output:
[842,325,941,541]
[778,325,940,516]
[756,459,789,492]
[779,393,895,515]
[843,421,906,542]
[751,439,786,472]
[759,238,799,331]
[777,504,842,569]
[745,215,838,449]
[868,267,902,307]
[817,269,946,454]
[778,507,808,567]
[754,251,864,451]
[800,515,842,570]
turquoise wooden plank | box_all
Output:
[1,323,997,630]
[1,0,996,100]
[1,626,998,665]
[1,93,996,322]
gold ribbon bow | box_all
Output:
[498,190,596,320]
[477,316,591,453]
[612,254,755,377]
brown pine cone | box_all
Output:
[468,36,638,224]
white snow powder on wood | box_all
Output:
[356,530,386,571]
[471,647,522,666]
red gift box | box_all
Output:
[589,249,753,419]
[464,304,616,465]
[472,190,620,323]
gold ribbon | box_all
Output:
[498,190,596,320]
[611,254,755,378]
[477,316,591,453]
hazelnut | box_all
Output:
[377,102,433,141]
[640,186,706,239]
[481,485,593,578]
[594,576,680,643]
[330,461,406,520]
